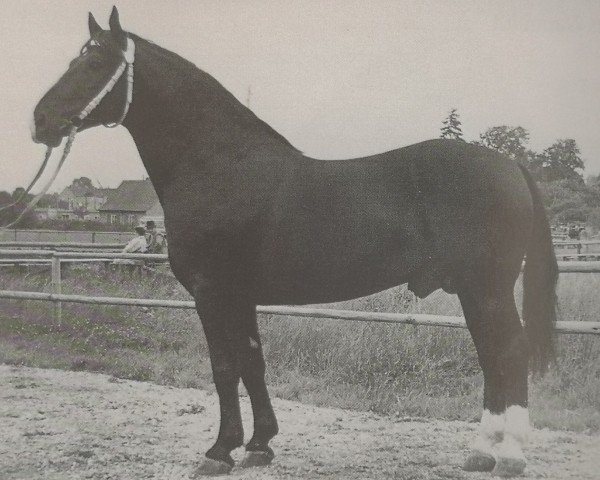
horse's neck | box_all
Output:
[123,38,298,199]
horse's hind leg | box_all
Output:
[459,286,529,477]
[238,310,279,468]
[492,294,530,478]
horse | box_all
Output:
[31,7,557,478]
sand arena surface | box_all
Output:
[0,364,598,480]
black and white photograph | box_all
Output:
[0,1,599,479]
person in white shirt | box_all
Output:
[123,226,148,254]
[113,226,147,270]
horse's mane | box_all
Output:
[129,33,300,153]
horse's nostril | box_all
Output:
[35,112,47,128]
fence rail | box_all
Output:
[3,249,600,272]
[0,289,598,335]
[0,249,599,335]
[553,240,600,256]
[0,241,125,251]
[0,229,135,244]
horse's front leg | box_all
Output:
[192,291,246,476]
[238,307,279,468]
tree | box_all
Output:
[11,187,33,204]
[538,139,584,183]
[0,187,38,228]
[73,203,89,220]
[37,193,61,209]
[474,126,530,162]
[72,176,94,190]
[539,179,591,223]
[0,190,12,206]
[440,108,464,140]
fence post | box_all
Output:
[51,254,62,326]
[92,231,96,243]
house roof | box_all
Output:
[97,188,114,197]
[99,179,159,213]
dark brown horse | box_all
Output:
[32,8,557,478]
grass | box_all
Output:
[0,264,598,432]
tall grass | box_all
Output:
[0,265,598,431]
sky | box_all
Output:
[1,0,599,193]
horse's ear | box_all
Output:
[108,6,126,48]
[88,12,102,37]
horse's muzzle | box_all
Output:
[30,112,67,147]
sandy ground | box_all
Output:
[0,365,598,480]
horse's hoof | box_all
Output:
[191,457,233,477]
[491,456,526,478]
[238,447,274,468]
[463,449,496,472]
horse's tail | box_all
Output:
[519,164,558,373]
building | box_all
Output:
[34,207,76,221]
[99,179,164,227]
[58,179,110,221]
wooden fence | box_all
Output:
[0,241,125,251]
[0,248,599,335]
[0,229,134,243]
[552,240,600,261]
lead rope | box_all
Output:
[0,146,53,213]
[1,37,135,229]
[2,127,78,229]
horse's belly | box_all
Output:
[255,241,425,305]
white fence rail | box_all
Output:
[0,249,599,335]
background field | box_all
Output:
[0,265,598,432]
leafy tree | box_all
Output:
[538,139,584,183]
[586,208,600,235]
[0,190,12,206]
[73,203,89,219]
[37,193,61,209]
[73,176,94,188]
[11,187,33,204]
[540,179,590,223]
[440,108,464,140]
[0,187,38,228]
[474,126,530,163]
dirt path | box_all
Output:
[0,365,598,480]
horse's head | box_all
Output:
[32,7,134,147]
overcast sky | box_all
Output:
[1,0,599,193]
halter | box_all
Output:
[1,37,136,229]
[77,36,135,128]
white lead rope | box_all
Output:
[0,146,53,213]
[3,127,78,229]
